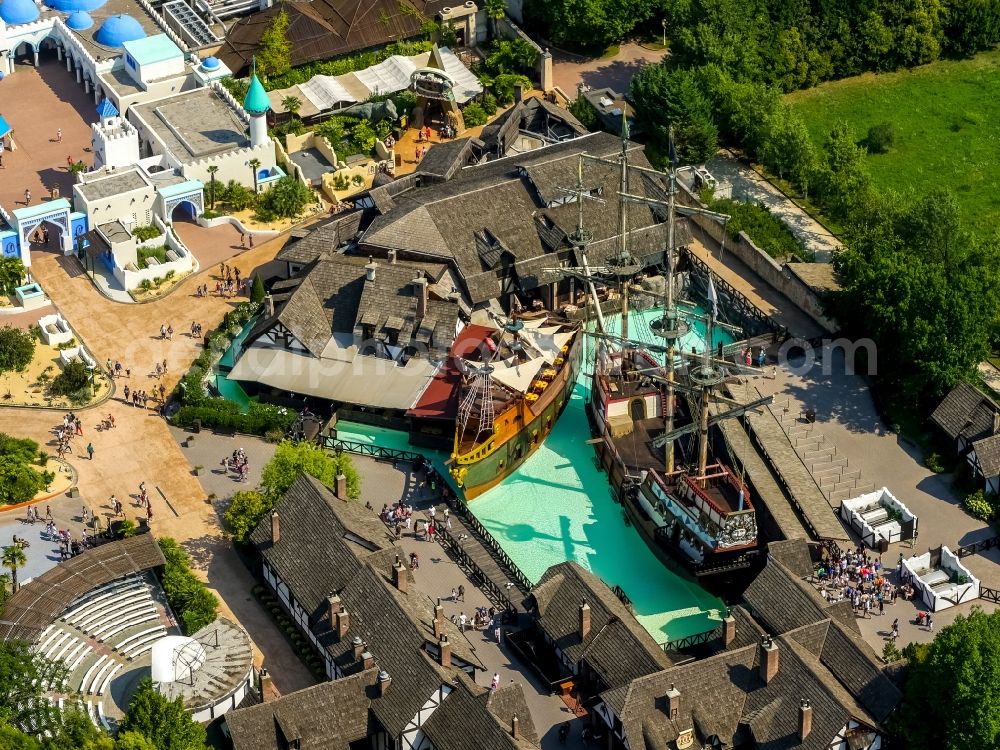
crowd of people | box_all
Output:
[221,448,251,482]
[815,545,899,618]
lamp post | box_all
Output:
[88,364,96,395]
[662,19,667,48]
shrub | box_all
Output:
[132,225,162,242]
[924,451,945,473]
[165,270,176,280]
[0,326,35,374]
[490,73,532,105]
[137,246,167,269]
[963,489,994,521]
[257,175,312,219]
[351,174,365,186]
[139,279,152,291]
[50,361,90,396]
[157,538,218,635]
[462,102,489,127]
[865,122,895,154]
[481,91,498,116]
[251,275,266,304]
[264,428,285,443]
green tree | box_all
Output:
[256,9,291,79]
[250,275,266,304]
[258,176,312,219]
[0,326,35,374]
[2,546,26,593]
[49,361,90,397]
[281,95,302,120]
[248,159,262,194]
[113,731,158,750]
[483,0,506,37]
[206,165,219,210]
[117,678,207,750]
[0,642,67,735]
[45,704,114,750]
[630,64,718,164]
[0,720,40,750]
[156,539,218,637]
[897,607,1000,748]
[0,457,46,506]
[0,257,25,295]
[524,0,652,51]
[224,490,270,543]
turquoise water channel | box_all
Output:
[214,317,259,411]
[340,305,734,644]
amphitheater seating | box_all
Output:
[63,580,146,625]
[98,664,122,696]
[77,593,154,633]
[88,602,157,638]
[64,641,90,672]
[88,659,116,696]
[98,612,160,643]
[115,626,167,658]
[41,631,72,660]
[52,635,82,663]
[79,655,111,696]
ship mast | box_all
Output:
[617,113,631,341]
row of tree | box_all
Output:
[525,0,1000,67]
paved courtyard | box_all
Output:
[551,43,665,97]
[0,58,96,212]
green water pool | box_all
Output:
[340,305,735,643]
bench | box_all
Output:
[79,655,110,695]
[861,507,889,525]
[145,256,160,266]
[165,249,179,262]
[100,612,160,643]
[97,700,110,732]
[98,663,122,696]
[43,632,73,660]
[88,659,116,695]
[63,641,90,670]
[37,627,65,655]
[92,605,157,640]
[126,640,159,660]
[921,569,950,587]
[115,626,166,654]
[66,582,147,625]
[80,597,154,634]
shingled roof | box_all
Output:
[218,0,450,75]
[421,676,538,750]
[973,433,1000,477]
[246,475,515,742]
[276,211,363,266]
[527,561,672,690]
[360,131,671,305]
[930,381,999,446]
[0,534,165,643]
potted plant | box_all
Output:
[193,465,204,476]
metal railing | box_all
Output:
[611,585,633,611]
[684,251,783,339]
[980,586,1000,603]
[662,624,723,653]
[323,436,534,597]
[954,535,1000,558]
[434,524,520,615]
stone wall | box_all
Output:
[677,180,837,335]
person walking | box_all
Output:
[458,584,465,602]
[248,234,254,249]
[494,624,501,643]
[490,673,500,691]
[86,442,94,460]
[239,232,245,248]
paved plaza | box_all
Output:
[0,59,96,213]
[551,43,665,97]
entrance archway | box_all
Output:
[13,199,74,264]
[170,200,198,222]
[629,398,646,420]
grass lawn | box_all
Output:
[786,48,1000,237]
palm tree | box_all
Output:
[281,96,302,122]
[3,545,26,593]
[249,158,262,194]
[207,165,219,209]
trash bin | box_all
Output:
[878,538,889,554]
[192,418,201,433]
[804,408,816,424]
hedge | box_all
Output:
[157,538,219,635]
[175,400,296,435]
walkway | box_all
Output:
[551,43,665,96]
[728,380,849,542]
[706,152,842,262]
[687,232,826,339]
[0,229,324,696]
[0,60,95,214]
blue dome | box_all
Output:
[45,0,105,11]
[94,14,145,48]
[243,70,270,115]
[65,9,93,29]
[201,56,220,70]
[0,0,41,25]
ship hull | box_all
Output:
[457,329,583,500]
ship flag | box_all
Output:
[707,276,719,320]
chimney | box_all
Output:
[326,592,340,631]
[665,683,681,720]
[994,410,1000,435]
[723,615,736,647]
[335,473,347,499]
[799,699,812,740]
[393,556,408,593]
[578,601,591,640]
[378,670,392,696]
[513,83,524,103]
[433,598,445,639]
[438,634,452,668]
[511,715,520,739]
[365,257,378,282]
[413,276,428,319]
[760,636,779,684]
[352,636,365,661]
[270,511,280,544]
[362,651,375,670]
[259,668,272,701]
[335,604,350,639]
[264,293,274,317]
[388,249,397,265]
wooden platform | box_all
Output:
[726,381,848,541]
[431,507,531,614]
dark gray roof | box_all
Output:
[418,138,477,181]
[248,475,491,738]
[248,254,455,357]
[227,669,378,750]
[930,382,999,444]
[421,677,537,750]
[765,539,815,578]
[0,534,165,643]
[973,433,1000,477]
[743,555,828,635]
[360,132,669,304]
[276,212,363,265]
[528,562,671,689]
[479,97,588,155]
